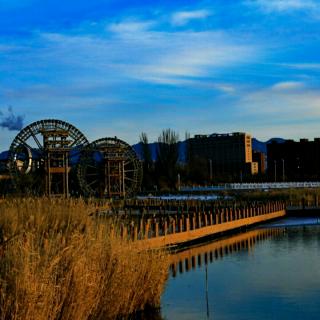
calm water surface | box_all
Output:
[161,218,320,320]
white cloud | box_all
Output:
[29,22,259,86]
[246,0,318,12]
[239,84,320,119]
[171,9,212,26]
[224,83,320,141]
[272,81,305,90]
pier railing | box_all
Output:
[114,201,286,248]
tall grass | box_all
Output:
[0,198,169,320]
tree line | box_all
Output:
[139,129,213,193]
[139,129,269,193]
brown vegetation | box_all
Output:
[0,198,169,320]
[232,188,320,205]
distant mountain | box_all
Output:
[0,151,9,161]
[132,141,187,163]
[1,137,286,164]
[252,138,285,154]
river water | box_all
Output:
[161,217,320,320]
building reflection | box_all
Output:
[170,228,284,277]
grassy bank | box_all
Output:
[0,198,169,320]
[231,188,320,204]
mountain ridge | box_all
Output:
[0,137,286,162]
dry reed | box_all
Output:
[0,197,169,320]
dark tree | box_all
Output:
[156,129,179,190]
[139,132,154,191]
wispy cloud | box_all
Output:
[108,20,154,35]
[246,0,318,13]
[280,63,320,70]
[7,20,258,87]
[239,83,320,119]
[106,23,259,84]
[171,9,212,26]
[272,81,305,90]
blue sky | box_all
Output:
[1,0,320,149]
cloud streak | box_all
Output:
[272,81,305,91]
[246,0,318,12]
[171,9,212,26]
[1,20,259,88]
[239,82,320,119]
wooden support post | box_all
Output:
[164,220,168,235]
[204,213,208,226]
[172,219,176,234]
[192,214,196,230]
[220,209,224,223]
[209,211,213,225]
[229,208,233,221]
[215,213,220,224]
[179,218,183,232]
[155,221,159,237]
[185,216,190,232]
[197,212,201,228]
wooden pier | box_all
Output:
[115,201,286,249]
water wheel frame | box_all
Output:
[9,119,89,195]
[78,137,142,198]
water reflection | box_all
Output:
[162,221,320,320]
[169,228,284,276]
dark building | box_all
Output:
[189,132,258,181]
[267,138,320,181]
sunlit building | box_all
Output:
[189,132,258,181]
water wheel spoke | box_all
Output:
[16,137,43,158]
[86,173,99,177]
[87,164,99,169]
[88,179,98,187]
[124,169,136,173]
[124,176,137,182]
[29,129,44,151]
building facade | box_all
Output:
[267,138,320,181]
[189,132,258,181]
[252,150,266,174]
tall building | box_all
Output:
[267,138,320,181]
[189,132,258,181]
